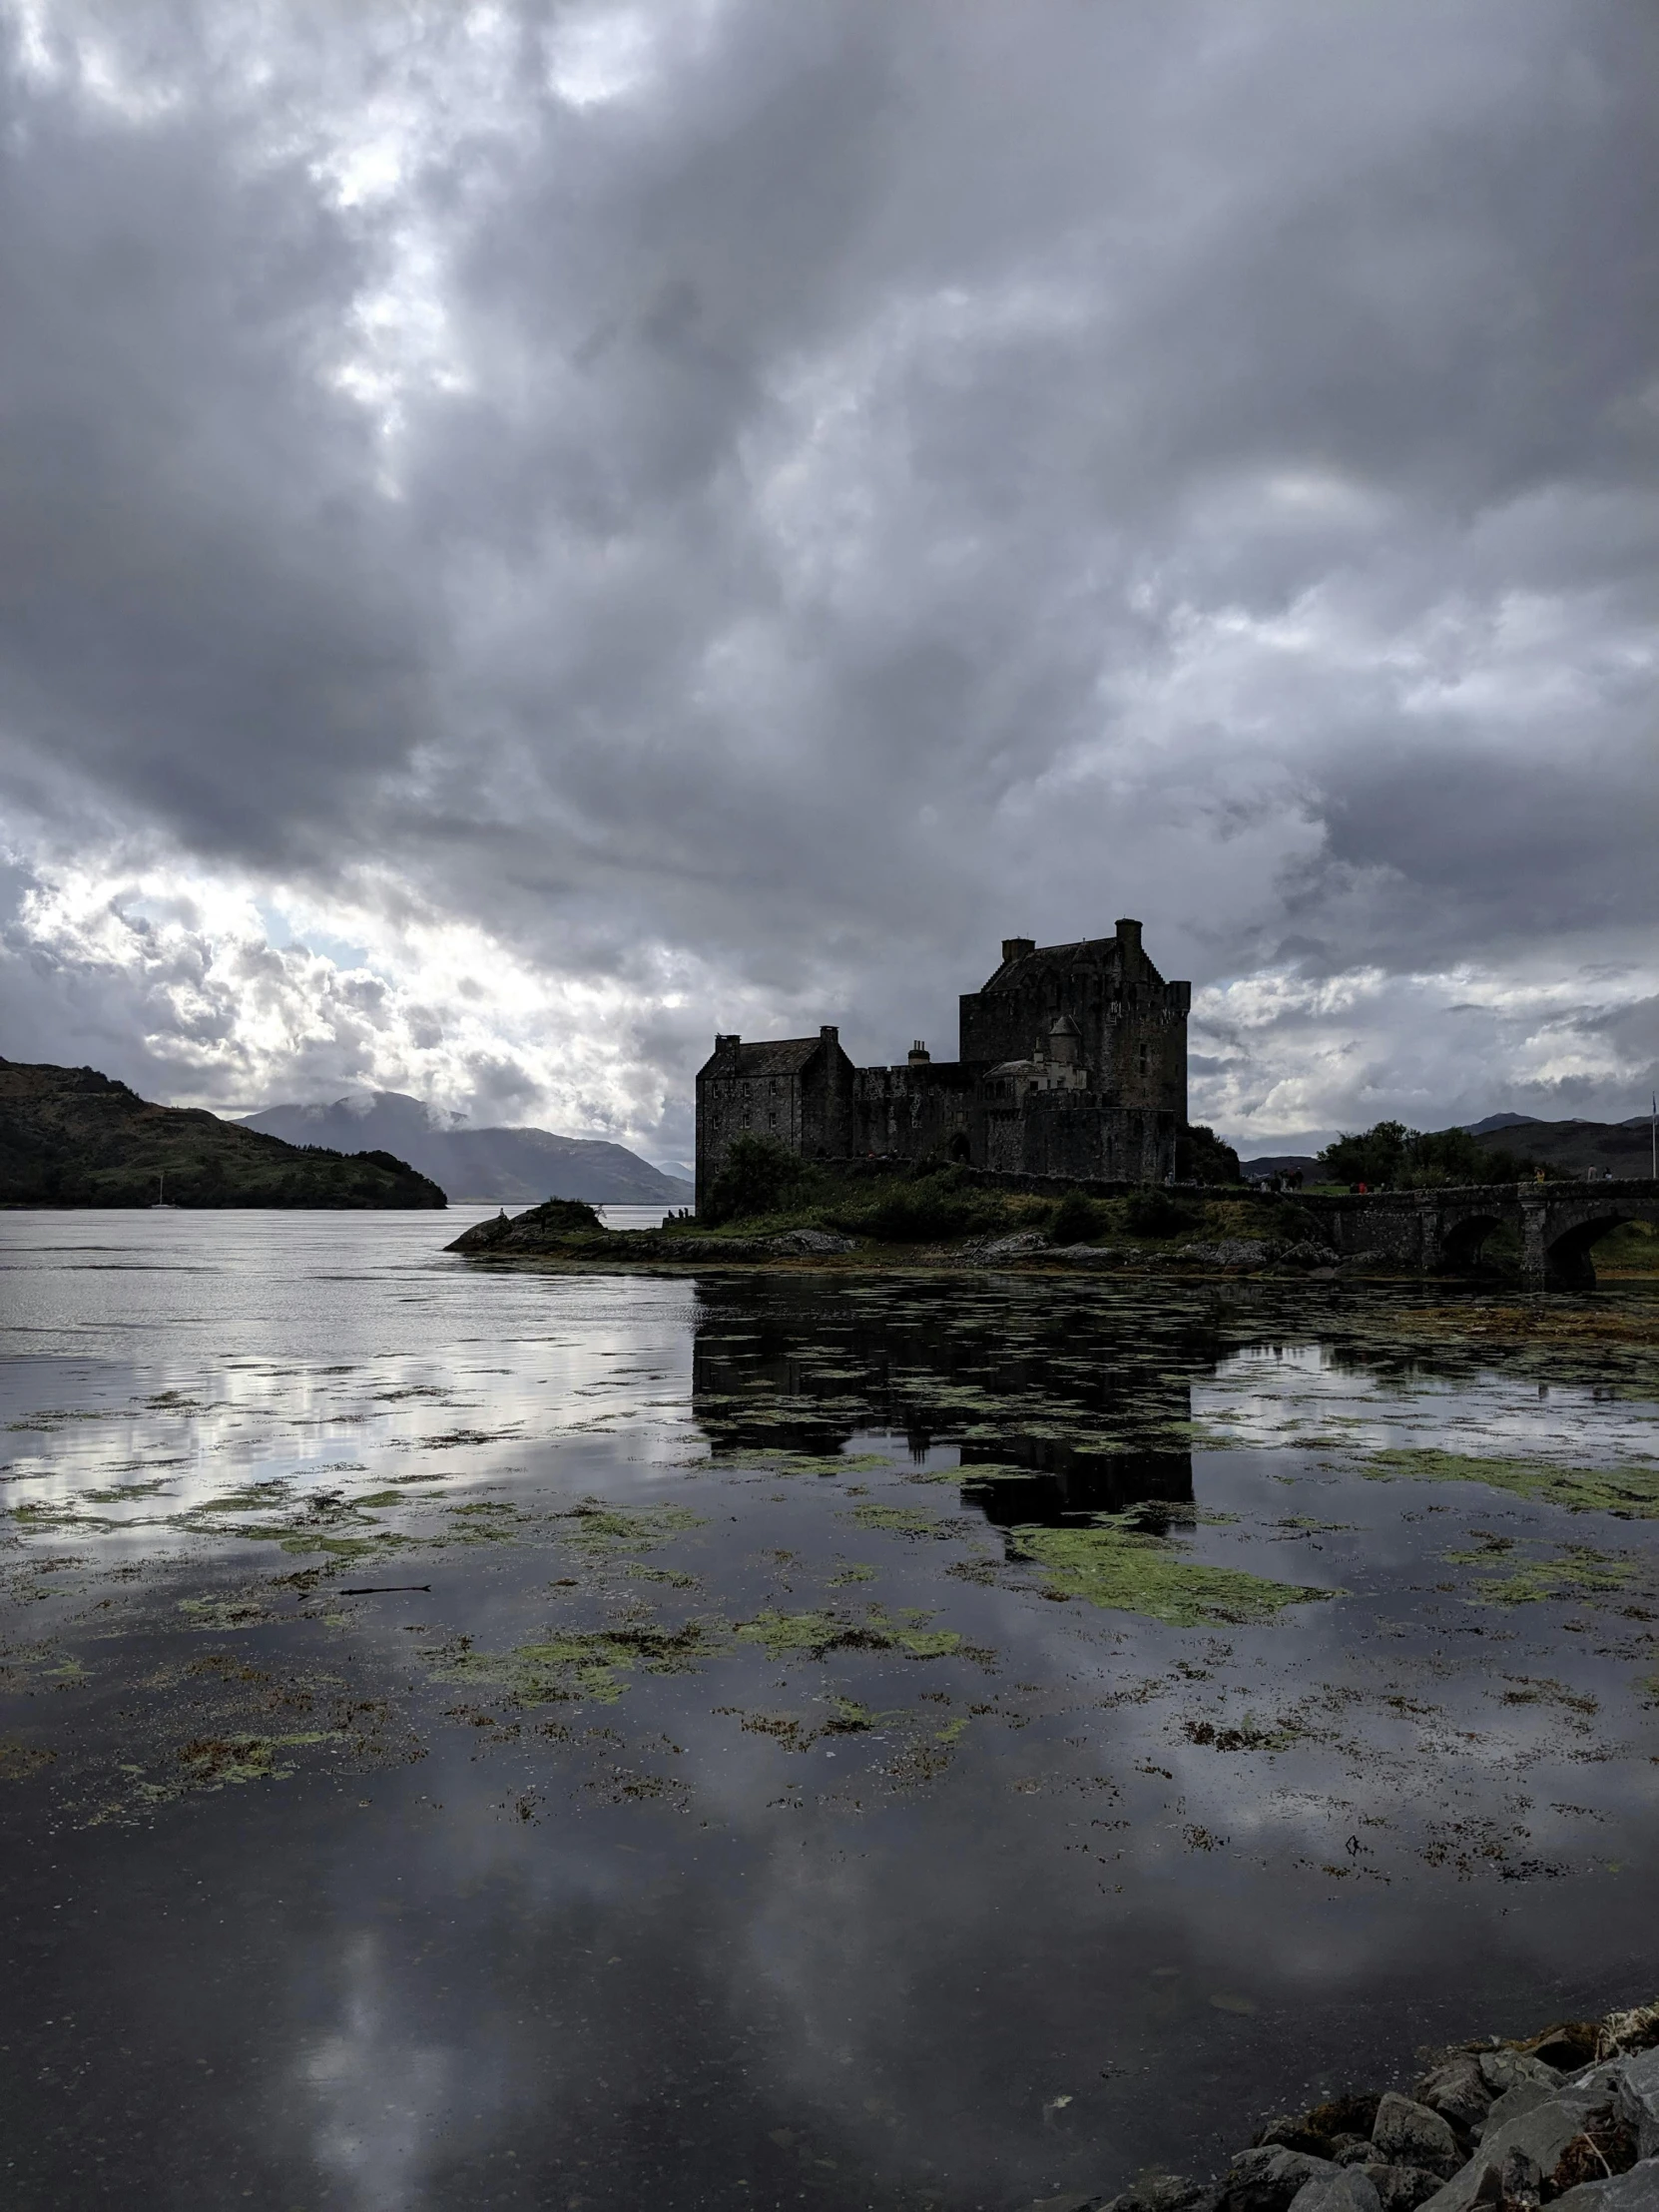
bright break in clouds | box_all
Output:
[0,0,1655,1158]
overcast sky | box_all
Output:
[1,0,1655,1158]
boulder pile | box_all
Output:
[1048,2001,1659,2212]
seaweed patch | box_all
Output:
[1362,1449,1659,1517]
[1007,1520,1338,1626]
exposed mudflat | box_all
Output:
[2,1211,1656,2209]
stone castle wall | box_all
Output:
[696,923,1190,1198]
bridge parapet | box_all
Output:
[1293,1180,1659,1288]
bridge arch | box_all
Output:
[1437,1211,1507,1273]
[1539,1208,1655,1291]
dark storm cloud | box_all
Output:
[0,0,1655,1131]
[0,41,439,864]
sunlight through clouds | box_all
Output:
[0,0,1655,1150]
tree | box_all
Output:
[702,1134,812,1225]
[1320,1121,1554,1189]
[1176,1123,1240,1184]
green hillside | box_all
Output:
[1472,1116,1655,1180]
[0,1059,446,1209]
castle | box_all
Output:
[695,921,1190,1206]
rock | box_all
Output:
[1619,2050,1659,2159]
[1415,2057,1493,2133]
[1271,1240,1340,1270]
[1518,2023,1604,2074]
[1286,2174,1381,2212]
[1478,2081,1555,2135]
[1178,1239,1269,1270]
[970,1230,1051,1262]
[1256,2096,1382,2159]
[1365,2167,1447,2212]
[1411,2156,1502,2212]
[1419,2087,1618,2212]
[764,1228,855,1255]
[1498,2148,1543,2212]
[1552,2163,1659,2212]
[1372,2094,1461,2176]
[1023,2195,1108,2212]
[650,1235,765,1260]
[1259,2119,1338,2158]
[1566,2063,1628,2099]
[1101,2176,1214,2212]
[1485,2088,1614,2179]
[446,1208,516,1252]
[1477,2052,1561,2097]
[1220,2149,1341,2212]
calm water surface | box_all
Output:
[2,1211,1657,2211]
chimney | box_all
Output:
[716,1032,741,1057]
[908,1040,930,1065]
[820,1024,839,1045]
[1001,936,1035,965]
[1115,918,1142,964]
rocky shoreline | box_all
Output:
[445,1206,1350,1276]
[1047,1999,1659,2212]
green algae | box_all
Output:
[840,1502,943,1539]
[0,1738,55,1781]
[430,1620,724,1705]
[1007,1521,1338,1627]
[1442,1543,1640,1607]
[733,1607,964,1661]
[553,1500,708,1559]
[171,1730,332,1788]
[175,1596,273,1629]
[705,1449,897,1478]
[4,1500,118,1531]
[1360,1448,1659,1517]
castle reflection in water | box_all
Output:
[688,1276,1215,1531]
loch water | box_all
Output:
[2,1211,1657,2211]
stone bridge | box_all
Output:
[1297,1180,1659,1290]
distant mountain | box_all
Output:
[1239,1154,1320,1182]
[1241,1114,1657,1185]
[241,1092,694,1205]
[1469,1115,1656,1180]
[0,1060,445,1209]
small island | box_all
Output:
[0,1057,446,1208]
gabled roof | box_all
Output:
[983,933,1169,990]
[720,1037,824,1077]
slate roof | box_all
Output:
[993,935,1118,980]
[723,1038,824,1077]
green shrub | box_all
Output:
[823,1165,1004,1244]
[524,1198,604,1232]
[1124,1187,1200,1239]
[857,1177,984,1243]
[1175,1124,1241,1184]
[702,1135,813,1226]
[1049,1190,1101,1246]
